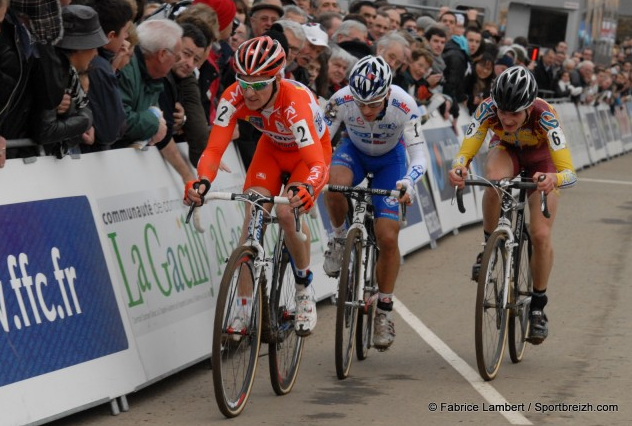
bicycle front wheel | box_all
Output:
[508,229,532,363]
[269,248,304,395]
[212,246,262,418]
[356,243,377,361]
[475,231,509,381]
[335,228,363,379]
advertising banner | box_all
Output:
[596,104,623,156]
[422,120,478,235]
[556,102,592,169]
[578,105,608,162]
[615,103,632,151]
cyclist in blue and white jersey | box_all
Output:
[322,55,428,350]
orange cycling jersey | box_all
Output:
[452,98,577,188]
[197,79,331,193]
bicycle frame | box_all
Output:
[490,180,529,313]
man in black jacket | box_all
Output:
[441,25,470,122]
[1,0,66,160]
[532,48,557,95]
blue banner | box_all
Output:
[0,197,128,386]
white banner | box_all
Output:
[578,105,608,162]
[596,103,623,156]
[556,102,592,169]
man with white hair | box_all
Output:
[297,22,330,68]
[331,19,367,44]
[283,4,308,24]
[275,19,307,81]
[116,19,195,183]
[375,32,409,74]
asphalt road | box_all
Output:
[50,153,632,426]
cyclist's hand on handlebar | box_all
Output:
[395,178,415,205]
[533,172,556,195]
[184,178,210,206]
[449,167,468,189]
[287,184,314,213]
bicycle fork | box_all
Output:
[494,224,517,312]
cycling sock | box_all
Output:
[294,268,312,290]
[484,230,491,242]
[530,289,548,311]
[377,293,393,311]
[332,224,346,238]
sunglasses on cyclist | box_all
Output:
[236,75,276,91]
[354,95,387,108]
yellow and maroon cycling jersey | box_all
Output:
[452,98,576,188]
[197,79,331,195]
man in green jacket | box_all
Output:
[116,18,195,183]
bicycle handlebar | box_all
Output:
[206,191,290,205]
[186,191,305,240]
[323,184,408,225]
[454,171,550,218]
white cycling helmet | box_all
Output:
[348,55,393,102]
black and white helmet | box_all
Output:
[491,66,538,112]
[349,55,393,101]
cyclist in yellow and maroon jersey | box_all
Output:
[449,66,577,345]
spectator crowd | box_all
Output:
[2,0,632,171]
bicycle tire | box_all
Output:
[475,231,509,381]
[335,228,363,379]
[269,248,305,395]
[508,228,532,363]
[356,242,377,361]
[212,246,262,418]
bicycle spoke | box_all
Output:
[475,233,508,381]
[269,249,304,395]
[212,247,261,418]
[335,229,362,379]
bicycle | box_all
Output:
[324,174,406,380]
[186,179,306,417]
[455,171,549,381]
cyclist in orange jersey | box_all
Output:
[449,66,577,345]
[184,36,332,336]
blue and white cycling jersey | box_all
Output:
[324,84,428,186]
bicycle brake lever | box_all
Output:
[538,175,551,218]
[453,169,466,213]
[185,180,209,225]
[293,206,307,242]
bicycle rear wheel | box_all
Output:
[475,231,509,381]
[212,246,262,418]
[335,228,362,379]
[269,248,304,395]
[508,230,532,363]
[356,243,377,361]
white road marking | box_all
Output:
[394,297,532,425]
[580,177,632,186]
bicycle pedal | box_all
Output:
[471,266,480,282]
